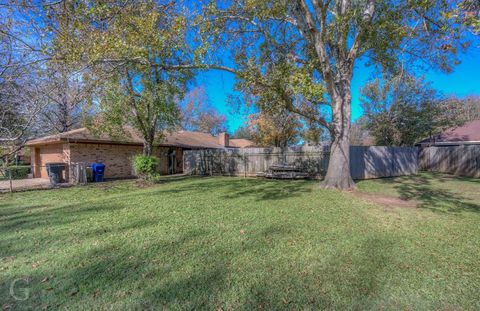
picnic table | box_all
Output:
[257,163,310,179]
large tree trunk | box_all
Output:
[322,84,356,190]
[143,142,153,157]
[143,132,154,156]
[142,127,156,156]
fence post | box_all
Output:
[243,150,247,178]
[9,168,13,193]
[209,154,213,176]
[75,163,80,185]
[82,163,87,184]
[391,147,395,176]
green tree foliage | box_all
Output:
[51,1,193,156]
[301,121,325,146]
[226,28,325,147]
[200,0,472,189]
[449,1,480,35]
[361,75,447,146]
[232,126,254,140]
[133,155,159,180]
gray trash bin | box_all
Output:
[46,163,66,185]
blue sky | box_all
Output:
[193,47,480,133]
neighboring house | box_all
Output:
[26,127,255,179]
[416,120,480,146]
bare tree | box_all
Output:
[0,80,46,161]
[0,2,52,160]
[180,86,228,135]
[39,64,93,133]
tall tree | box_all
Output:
[232,125,254,140]
[39,64,93,134]
[201,0,472,189]
[302,120,325,146]
[0,2,50,159]
[180,87,227,135]
[437,95,480,126]
[0,79,46,161]
[350,117,371,146]
[51,1,193,156]
[248,108,304,147]
[361,74,446,146]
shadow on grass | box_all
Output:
[1,221,399,310]
[375,173,480,213]
[0,177,312,258]
[151,177,313,201]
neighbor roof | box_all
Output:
[25,127,255,149]
[227,138,257,148]
[417,120,480,146]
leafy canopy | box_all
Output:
[361,74,445,146]
[51,1,194,155]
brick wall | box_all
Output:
[69,143,182,178]
[31,142,185,180]
[69,143,143,179]
[31,143,70,179]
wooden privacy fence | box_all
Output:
[419,145,480,178]
[350,146,418,179]
[183,146,418,180]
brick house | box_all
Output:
[26,127,255,179]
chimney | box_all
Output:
[218,132,229,147]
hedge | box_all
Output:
[5,165,31,180]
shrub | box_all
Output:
[133,155,159,180]
[7,165,31,180]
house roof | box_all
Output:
[417,120,480,145]
[25,127,256,149]
[227,138,256,148]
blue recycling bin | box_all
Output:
[91,163,106,182]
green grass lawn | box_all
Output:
[1,173,479,310]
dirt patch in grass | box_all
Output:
[133,179,156,188]
[351,191,418,209]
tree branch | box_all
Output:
[293,0,335,97]
[157,64,238,74]
[348,0,376,68]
